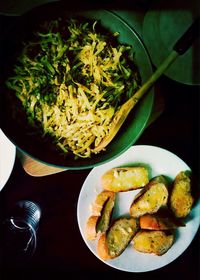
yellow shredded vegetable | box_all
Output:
[6,18,140,158]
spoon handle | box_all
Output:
[133,50,178,102]
[173,17,200,55]
[92,51,178,153]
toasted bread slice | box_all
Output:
[130,176,169,218]
[85,191,116,240]
[101,167,149,192]
[96,194,115,233]
[97,217,139,260]
[92,191,115,216]
[133,230,174,256]
[139,214,183,230]
[169,171,194,218]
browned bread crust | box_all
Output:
[97,233,112,261]
[85,216,99,240]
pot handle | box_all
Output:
[173,17,200,55]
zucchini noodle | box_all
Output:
[6,18,140,158]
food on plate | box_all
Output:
[147,174,168,187]
[6,18,141,158]
[169,171,194,218]
[85,168,195,259]
[139,213,184,230]
[91,190,115,216]
[101,167,149,192]
[85,191,116,240]
[133,230,174,256]
[130,175,169,218]
[97,217,139,260]
[85,216,99,240]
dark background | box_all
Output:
[0,1,199,279]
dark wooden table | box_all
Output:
[0,1,199,279]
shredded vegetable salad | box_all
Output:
[6,18,141,158]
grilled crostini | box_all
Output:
[133,230,174,256]
[139,213,184,230]
[130,175,169,218]
[169,171,194,218]
[85,191,116,240]
[97,217,139,260]
[101,167,149,192]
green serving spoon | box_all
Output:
[93,17,200,153]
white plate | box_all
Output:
[0,129,16,191]
[77,145,200,272]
